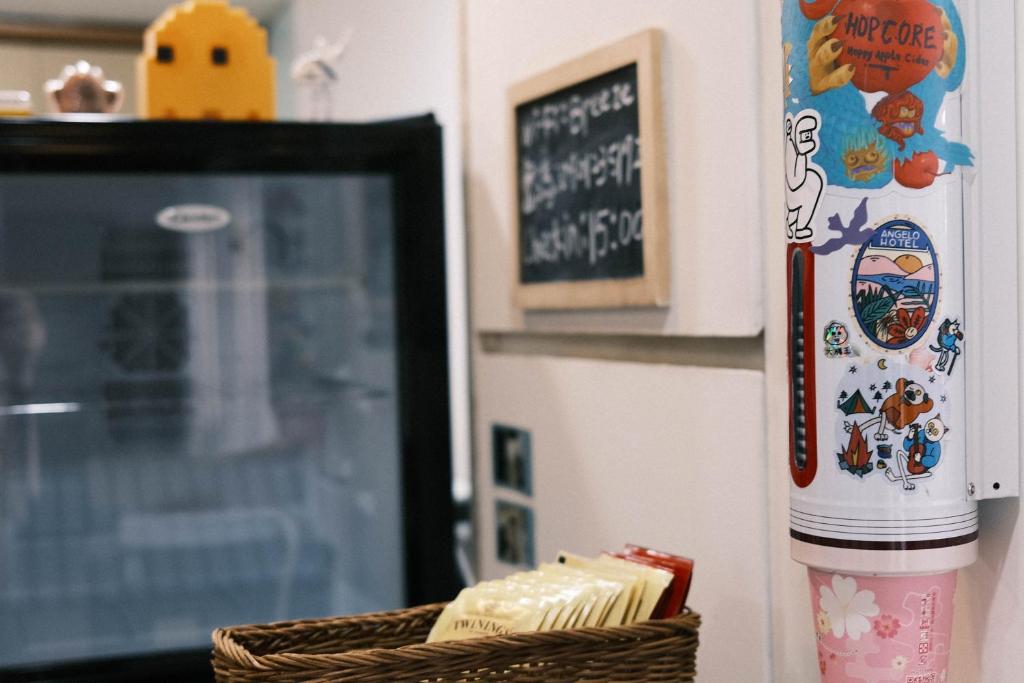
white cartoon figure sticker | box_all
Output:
[785,109,826,243]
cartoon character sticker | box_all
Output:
[823,321,854,358]
[835,371,951,492]
[851,218,938,350]
[929,318,963,375]
[872,91,926,151]
[884,415,948,490]
[783,0,973,191]
[786,110,826,242]
[852,378,934,442]
[842,134,889,183]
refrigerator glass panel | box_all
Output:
[0,173,404,666]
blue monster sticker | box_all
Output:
[783,0,973,191]
[851,218,939,350]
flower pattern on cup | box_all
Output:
[873,614,901,639]
[808,568,958,682]
[819,575,880,640]
[816,610,832,635]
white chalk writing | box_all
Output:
[521,134,641,215]
[522,208,643,268]
[519,81,636,147]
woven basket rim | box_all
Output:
[212,604,700,674]
[215,602,441,638]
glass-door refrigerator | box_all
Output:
[0,117,460,681]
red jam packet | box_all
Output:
[619,545,694,618]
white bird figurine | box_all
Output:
[290,31,353,121]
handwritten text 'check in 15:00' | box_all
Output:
[522,206,643,270]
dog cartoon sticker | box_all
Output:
[785,110,826,243]
[929,318,963,375]
[846,378,933,442]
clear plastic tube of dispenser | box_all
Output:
[783,1,975,680]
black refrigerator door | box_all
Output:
[0,118,460,681]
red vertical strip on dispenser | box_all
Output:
[788,242,817,488]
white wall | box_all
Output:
[465,1,772,680]
[473,356,771,681]
[271,0,471,501]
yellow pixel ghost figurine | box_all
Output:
[138,0,275,120]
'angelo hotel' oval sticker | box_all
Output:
[156,204,232,233]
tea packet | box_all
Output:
[622,545,694,618]
[502,571,583,631]
[556,551,643,626]
[427,544,693,643]
[596,554,673,622]
[427,580,550,642]
[537,562,623,628]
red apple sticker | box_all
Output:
[800,0,839,20]
[894,151,943,189]
[833,0,945,94]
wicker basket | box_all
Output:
[212,602,700,682]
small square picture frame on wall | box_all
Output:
[492,423,532,496]
[495,500,535,567]
[509,29,668,310]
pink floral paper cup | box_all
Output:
[808,568,957,683]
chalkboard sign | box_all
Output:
[510,30,667,309]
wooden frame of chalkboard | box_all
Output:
[510,29,667,310]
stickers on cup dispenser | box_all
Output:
[783,0,977,561]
